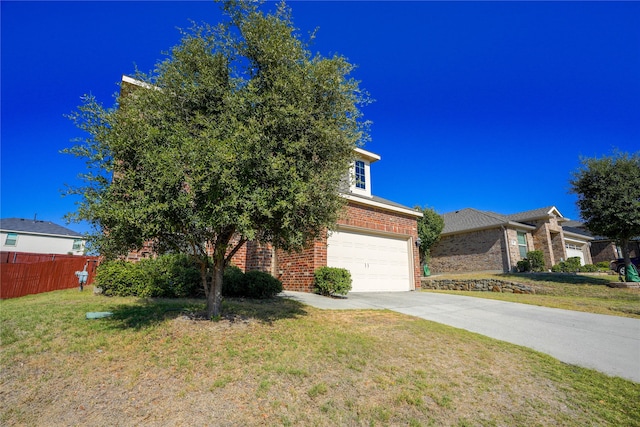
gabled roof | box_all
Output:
[0,218,83,238]
[506,206,566,223]
[441,208,535,235]
[441,207,570,235]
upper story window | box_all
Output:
[355,160,366,190]
[4,233,18,246]
[72,239,83,251]
[347,148,379,198]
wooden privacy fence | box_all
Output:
[0,252,100,299]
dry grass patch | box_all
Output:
[2,288,639,426]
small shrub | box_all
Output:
[579,264,599,273]
[516,251,545,273]
[516,259,531,273]
[145,254,202,298]
[94,254,202,298]
[243,270,283,299]
[222,265,245,297]
[526,251,546,272]
[314,267,352,296]
[552,257,583,273]
[95,260,150,297]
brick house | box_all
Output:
[228,148,423,292]
[429,206,593,274]
[119,75,422,292]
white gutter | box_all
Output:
[502,226,512,272]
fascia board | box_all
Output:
[563,230,594,242]
[354,147,381,163]
[1,230,84,239]
[441,221,535,237]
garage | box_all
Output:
[565,243,586,265]
[326,228,413,292]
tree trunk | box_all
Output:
[206,250,225,318]
[620,237,631,281]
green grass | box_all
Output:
[425,272,640,318]
[1,287,639,426]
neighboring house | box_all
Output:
[563,220,640,264]
[429,206,593,274]
[0,218,86,255]
[214,148,423,293]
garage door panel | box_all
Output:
[327,229,412,292]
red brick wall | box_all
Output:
[276,201,420,292]
[276,237,327,292]
[125,200,421,294]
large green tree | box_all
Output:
[64,1,369,317]
[570,151,640,274]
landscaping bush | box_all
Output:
[552,257,583,273]
[243,270,283,299]
[95,260,148,297]
[145,254,202,298]
[222,265,245,297]
[94,255,201,298]
[527,250,546,272]
[222,267,282,299]
[516,251,545,273]
[579,264,599,273]
[516,259,531,273]
[314,266,352,296]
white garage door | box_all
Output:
[327,229,412,292]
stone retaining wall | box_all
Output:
[421,278,534,294]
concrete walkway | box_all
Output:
[281,291,640,383]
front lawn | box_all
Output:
[424,273,640,319]
[1,288,639,426]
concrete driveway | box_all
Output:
[281,290,640,383]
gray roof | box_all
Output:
[505,206,564,223]
[442,206,569,235]
[442,208,511,234]
[562,226,593,239]
[563,220,585,228]
[0,218,83,238]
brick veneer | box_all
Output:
[430,228,508,273]
[127,200,421,293]
[276,201,421,292]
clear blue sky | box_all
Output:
[2,1,639,235]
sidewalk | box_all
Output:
[281,290,640,383]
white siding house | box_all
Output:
[1,218,86,255]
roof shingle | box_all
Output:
[0,218,83,238]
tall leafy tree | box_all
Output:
[415,206,444,266]
[570,151,640,274]
[64,1,370,317]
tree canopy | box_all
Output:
[64,0,370,317]
[570,151,640,270]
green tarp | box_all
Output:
[626,264,640,282]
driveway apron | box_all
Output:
[281,291,640,383]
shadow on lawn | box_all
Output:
[105,297,308,330]
[500,272,615,286]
